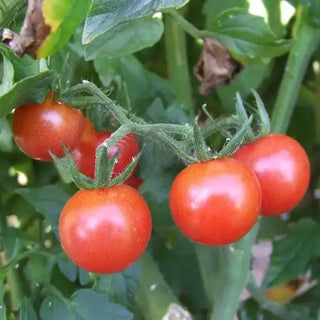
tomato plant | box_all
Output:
[12,92,84,161]
[59,185,152,274]
[234,134,310,216]
[71,118,140,181]
[169,158,261,245]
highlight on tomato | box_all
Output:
[59,185,152,274]
[233,134,310,216]
[71,118,140,183]
[169,158,261,246]
[12,92,85,161]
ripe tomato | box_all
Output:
[233,134,310,216]
[71,118,139,181]
[169,158,261,246]
[12,93,84,161]
[59,185,152,274]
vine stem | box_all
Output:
[164,11,194,114]
[271,6,320,133]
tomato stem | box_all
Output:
[164,12,194,114]
[271,6,320,133]
[136,252,184,320]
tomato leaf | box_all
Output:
[58,255,77,282]
[83,0,189,43]
[0,70,54,117]
[72,289,133,320]
[203,0,248,29]
[210,9,292,64]
[94,264,141,308]
[36,0,91,58]
[85,16,163,60]
[16,184,71,238]
[40,295,74,320]
[19,297,37,320]
[0,118,13,153]
[263,219,320,288]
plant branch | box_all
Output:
[165,12,194,113]
[271,6,320,133]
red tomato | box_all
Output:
[233,134,310,216]
[71,119,139,181]
[59,185,152,274]
[169,158,261,246]
[12,93,84,161]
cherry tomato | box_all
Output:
[233,134,310,216]
[12,93,84,161]
[169,158,261,246]
[71,118,139,181]
[59,185,152,274]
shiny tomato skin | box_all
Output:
[72,119,139,180]
[233,134,310,216]
[169,158,261,246]
[59,185,152,274]
[12,93,84,161]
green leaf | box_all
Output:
[0,70,54,117]
[94,55,175,114]
[40,295,74,320]
[0,118,13,152]
[263,219,320,288]
[37,0,91,58]
[72,289,133,319]
[211,8,292,64]
[19,297,37,320]
[83,0,188,43]
[58,255,77,282]
[0,284,6,320]
[85,17,163,60]
[16,184,71,237]
[203,0,248,29]
[94,264,141,308]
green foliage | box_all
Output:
[210,9,292,64]
[85,17,164,60]
[83,0,189,43]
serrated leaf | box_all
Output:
[19,297,37,320]
[94,264,141,308]
[37,0,91,58]
[263,219,320,288]
[0,70,53,117]
[211,8,291,64]
[79,268,91,286]
[72,289,133,320]
[85,17,163,60]
[58,255,77,282]
[83,0,188,43]
[16,184,71,237]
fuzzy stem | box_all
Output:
[271,7,320,133]
[165,12,194,113]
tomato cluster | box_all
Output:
[12,93,149,274]
[11,94,311,273]
[169,134,310,246]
